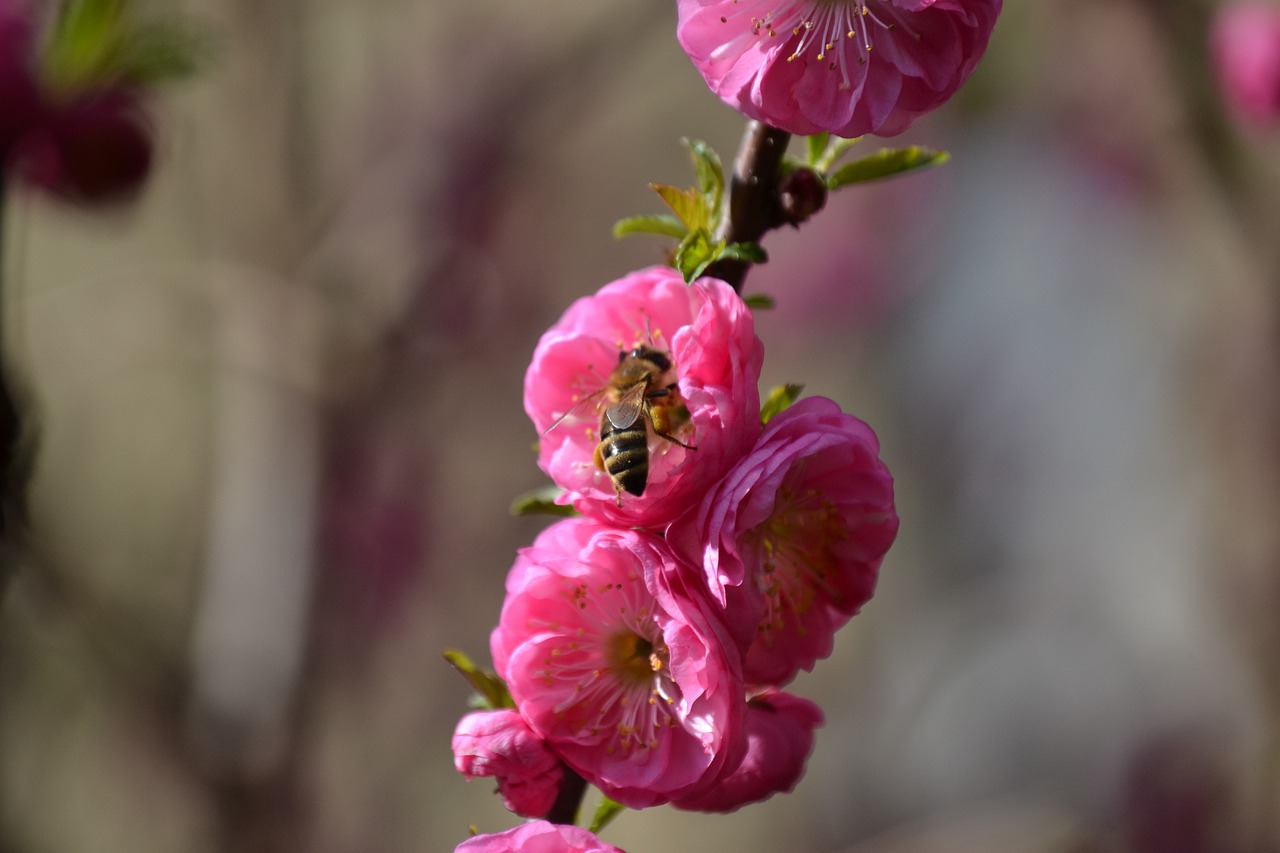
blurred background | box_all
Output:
[3,0,1280,850]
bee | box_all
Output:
[546,342,696,506]
[592,345,696,505]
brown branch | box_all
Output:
[704,121,793,292]
[544,765,588,826]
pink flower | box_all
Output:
[524,265,763,529]
[452,709,564,818]
[673,691,823,812]
[675,0,1003,138]
[455,821,626,853]
[15,91,154,203]
[669,396,898,685]
[1212,3,1280,128]
[491,518,746,809]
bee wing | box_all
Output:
[604,382,647,430]
[543,387,606,435]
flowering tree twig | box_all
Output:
[705,121,793,293]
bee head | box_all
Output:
[624,345,671,373]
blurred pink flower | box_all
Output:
[524,265,763,529]
[15,91,153,203]
[491,518,746,809]
[673,691,823,812]
[669,396,897,685]
[452,709,564,819]
[455,821,626,853]
[0,0,41,155]
[675,0,1002,138]
[1212,2,1280,128]
[0,1,155,203]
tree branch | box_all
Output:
[704,121,793,293]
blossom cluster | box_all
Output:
[453,266,898,845]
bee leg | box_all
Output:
[655,430,696,451]
[593,441,607,472]
[649,405,697,451]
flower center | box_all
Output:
[748,484,849,645]
[720,0,921,86]
[543,578,684,757]
[606,632,664,684]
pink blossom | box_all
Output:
[1212,3,1280,128]
[491,518,746,809]
[675,0,1002,138]
[15,91,153,203]
[524,265,763,529]
[455,821,626,853]
[669,396,898,685]
[674,691,823,812]
[452,709,563,818]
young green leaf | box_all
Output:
[826,146,950,189]
[443,650,515,710]
[652,183,708,232]
[673,228,718,283]
[743,293,776,310]
[510,485,579,518]
[613,213,688,240]
[589,797,627,835]
[719,242,768,265]
[805,131,830,166]
[814,136,863,173]
[683,138,724,216]
[43,0,126,89]
[760,383,805,425]
[115,22,206,85]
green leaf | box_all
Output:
[115,22,206,85]
[805,132,830,166]
[673,228,717,283]
[510,485,580,518]
[443,650,515,710]
[760,384,804,425]
[719,242,768,265]
[612,213,688,240]
[826,147,950,189]
[815,136,862,173]
[588,797,627,835]
[743,294,776,310]
[651,183,707,232]
[43,0,204,90]
[683,138,724,217]
[43,0,127,89]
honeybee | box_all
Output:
[593,345,696,504]
[546,343,696,506]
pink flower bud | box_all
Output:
[676,0,1003,138]
[524,265,763,529]
[669,396,898,685]
[1212,3,1280,128]
[452,709,563,819]
[491,518,746,809]
[455,821,626,853]
[674,691,823,812]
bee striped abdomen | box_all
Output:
[598,418,649,496]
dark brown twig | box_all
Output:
[704,121,793,292]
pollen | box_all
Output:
[749,484,850,641]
